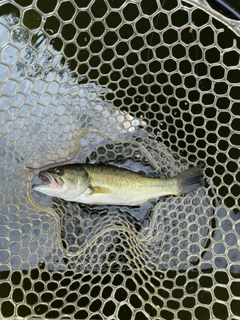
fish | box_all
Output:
[32,164,203,206]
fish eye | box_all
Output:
[54,168,64,176]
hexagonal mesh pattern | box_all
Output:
[0,0,240,319]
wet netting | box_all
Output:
[1,0,240,319]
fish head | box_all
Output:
[33,165,89,200]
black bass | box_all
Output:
[33,164,203,206]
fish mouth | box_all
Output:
[39,172,52,185]
[33,171,64,189]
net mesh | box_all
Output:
[0,0,240,319]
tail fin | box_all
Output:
[177,166,204,195]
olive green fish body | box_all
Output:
[81,165,179,205]
[33,164,203,206]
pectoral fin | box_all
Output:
[90,186,110,194]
